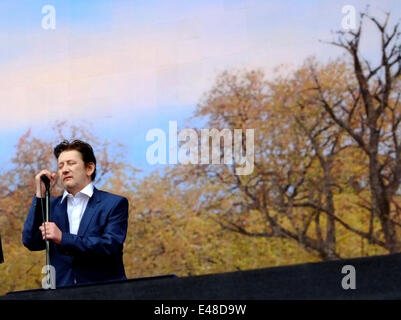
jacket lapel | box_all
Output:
[77,187,101,236]
[55,196,69,234]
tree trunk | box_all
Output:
[369,143,401,253]
[323,160,337,260]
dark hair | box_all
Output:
[54,139,97,181]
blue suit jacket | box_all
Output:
[22,187,129,288]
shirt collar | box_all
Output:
[61,182,94,203]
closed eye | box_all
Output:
[58,161,76,169]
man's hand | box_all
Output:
[35,170,57,198]
[40,222,62,244]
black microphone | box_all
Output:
[40,174,50,190]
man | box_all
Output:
[22,140,129,288]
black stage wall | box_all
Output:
[2,252,401,300]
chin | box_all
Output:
[63,182,74,190]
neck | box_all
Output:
[67,181,92,196]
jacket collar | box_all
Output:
[60,182,94,204]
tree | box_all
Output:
[174,11,401,260]
[315,11,401,253]
[176,68,354,260]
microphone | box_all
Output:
[40,174,50,190]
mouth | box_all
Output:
[63,176,73,181]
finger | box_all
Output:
[42,169,52,177]
[38,170,52,181]
[46,222,56,230]
[50,175,56,187]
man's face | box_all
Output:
[57,150,94,196]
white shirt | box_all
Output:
[61,183,94,235]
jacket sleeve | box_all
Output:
[22,196,46,251]
[58,197,128,257]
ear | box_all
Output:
[86,162,95,177]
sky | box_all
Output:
[0,0,399,177]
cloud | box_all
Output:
[0,11,251,128]
[0,0,395,129]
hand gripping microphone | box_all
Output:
[40,174,50,190]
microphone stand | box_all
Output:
[40,175,54,289]
[44,182,51,286]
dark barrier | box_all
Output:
[2,253,401,300]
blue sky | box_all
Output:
[0,0,399,177]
